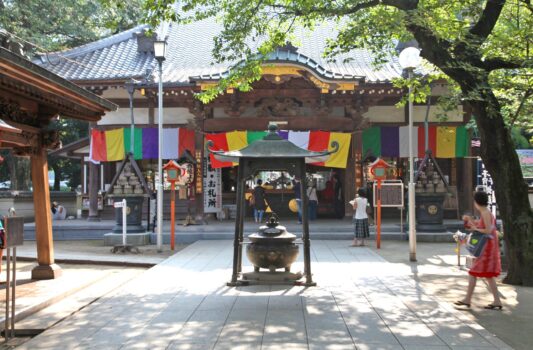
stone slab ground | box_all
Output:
[14,240,515,350]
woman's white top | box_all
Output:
[354,197,368,220]
[307,187,318,201]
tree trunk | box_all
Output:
[469,92,533,286]
[52,163,61,191]
[9,153,31,190]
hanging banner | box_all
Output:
[476,158,497,216]
[203,154,222,213]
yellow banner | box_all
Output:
[325,132,352,168]
[226,131,248,151]
[105,128,125,161]
[436,127,456,158]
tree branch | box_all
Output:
[482,57,532,70]
[509,88,532,127]
[269,0,418,17]
[469,0,506,42]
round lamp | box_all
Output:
[399,47,422,69]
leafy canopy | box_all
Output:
[141,0,532,135]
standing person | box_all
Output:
[307,182,318,221]
[252,179,267,223]
[351,188,370,247]
[455,191,502,310]
[333,173,344,219]
[293,179,302,224]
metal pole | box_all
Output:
[170,182,175,250]
[11,247,16,338]
[122,199,127,246]
[5,248,10,341]
[408,68,417,262]
[128,83,135,154]
[157,60,164,252]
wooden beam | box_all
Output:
[30,147,62,279]
[204,116,355,132]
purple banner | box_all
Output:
[381,127,399,157]
[142,128,158,159]
[277,130,289,140]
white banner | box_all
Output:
[203,155,222,213]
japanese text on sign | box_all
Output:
[203,154,222,213]
[373,181,404,207]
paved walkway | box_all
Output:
[18,241,511,350]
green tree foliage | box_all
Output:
[0,0,143,190]
[0,0,144,51]
[141,0,533,285]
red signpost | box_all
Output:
[369,158,391,249]
[163,160,186,250]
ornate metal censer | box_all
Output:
[247,216,298,272]
[207,124,338,286]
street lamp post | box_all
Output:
[125,78,139,155]
[399,46,421,262]
[154,40,167,252]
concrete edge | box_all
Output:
[13,256,157,269]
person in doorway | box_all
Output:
[332,173,345,219]
[252,180,267,223]
[51,201,66,220]
[351,188,370,247]
[454,191,502,310]
[293,179,302,224]
[307,182,318,221]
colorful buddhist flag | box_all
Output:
[418,126,437,158]
[381,127,399,157]
[142,128,158,159]
[325,132,352,168]
[246,131,267,144]
[455,126,468,157]
[162,128,179,159]
[362,127,381,158]
[89,129,107,162]
[205,133,232,168]
[179,128,196,157]
[123,128,143,159]
[288,131,310,149]
[436,126,456,158]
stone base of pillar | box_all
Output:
[31,263,63,280]
[87,215,101,222]
[103,232,151,246]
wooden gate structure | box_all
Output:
[0,39,116,279]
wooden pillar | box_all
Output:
[31,147,62,279]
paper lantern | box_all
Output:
[288,199,298,213]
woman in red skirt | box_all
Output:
[455,191,502,310]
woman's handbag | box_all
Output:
[466,231,492,258]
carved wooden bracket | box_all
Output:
[254,97,303,117]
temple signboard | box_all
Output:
[203,155,222,213]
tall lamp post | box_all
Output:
[154,40,167,252]
[399,46,421,262]
[125,78,139,154]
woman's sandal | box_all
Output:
[484,304,503,310]
[453,301,471,308]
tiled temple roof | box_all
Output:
[36,18,404,85]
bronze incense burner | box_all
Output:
[247,216,299,272]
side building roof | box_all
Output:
[36,18,404,85]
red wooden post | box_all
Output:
[377,179,382,249]
[170,182,176,250]
[369,158,391,250]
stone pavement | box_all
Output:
[17,240,512,350]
